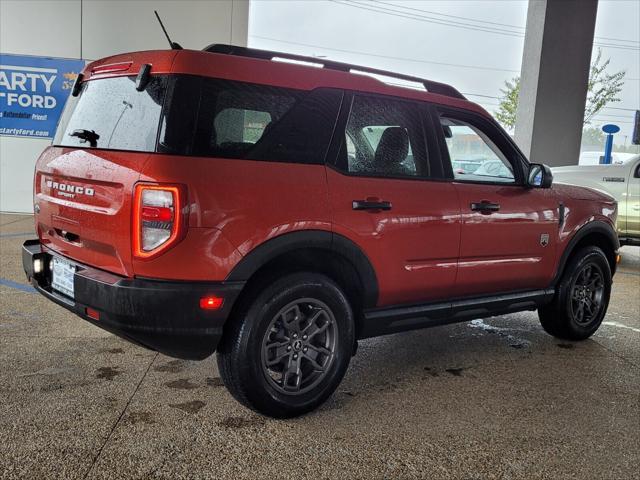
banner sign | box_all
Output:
[0,54,85,138]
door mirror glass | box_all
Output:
[528,163,553,188]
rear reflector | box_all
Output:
[200,296,224,310]
[141,206,173,222]
[86,307,100,321]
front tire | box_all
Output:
[217,272,354,418]
[539,246,612,340]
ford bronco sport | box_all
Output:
[23,45,619,418]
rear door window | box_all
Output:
[54,75,167,152]
[335,94,428,178]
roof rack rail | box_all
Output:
[203,44,466,100]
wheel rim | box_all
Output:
[570,262,605,326]
[261,298,338,395]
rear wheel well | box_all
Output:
[227,248,366,336]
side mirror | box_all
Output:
[527,163,553,188]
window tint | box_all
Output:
[158,75,200,155]
[191,79,342,164]
[339,95,425,178]
[193,80,300,159]
[441,116,515,183]
[54,75,166,152]
[215,109,271,144]
[247,88,343,164]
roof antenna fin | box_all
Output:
[154,10,182,50]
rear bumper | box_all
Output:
[22,240,243,360]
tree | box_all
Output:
[495,48,625,131]
[494,77,520,130]
[581,126,605,147]
[583,49,626,124]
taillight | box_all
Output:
[133,184,185,258]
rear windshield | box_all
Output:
[54,75,167,151]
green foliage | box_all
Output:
[583,49,626,125]
[495,49,626,131]
[494,77,520,130]
[581,126,605,147]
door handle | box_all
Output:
[352,200,392,211]
[470,201,500,212]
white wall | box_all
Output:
[0,0,249,213]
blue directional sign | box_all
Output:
[0,54,85,138]
[601,124,620,164]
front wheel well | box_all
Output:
[561,231,617,279]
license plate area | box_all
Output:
[51,257,75,299]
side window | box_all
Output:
[440,116,515,184]
[193,79,301,159]
[339,95,426,178]
[215,108,271,145]
[191,79,341,164]
[248,88,343,164]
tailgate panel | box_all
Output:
[35,147,147,276]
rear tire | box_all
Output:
[539,246,611,340]
[217,272,354,418]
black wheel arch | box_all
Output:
[225,230,379,310]
[551,220,619,287]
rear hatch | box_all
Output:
[34,52,174,276]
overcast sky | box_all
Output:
[249,0,640,142]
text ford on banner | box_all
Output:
[0,54,85,138]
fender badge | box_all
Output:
[540,233,549,247]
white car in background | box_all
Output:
[552,154,640,246]
[578,151,637,166]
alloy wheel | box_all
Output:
[261,298,338,395]
[570,263,605,325]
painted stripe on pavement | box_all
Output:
[0,231,33,238]
[0,278,36,293]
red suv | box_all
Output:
[22,45,619,418]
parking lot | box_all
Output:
[1,213,638,479]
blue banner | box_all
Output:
[0,54,85,138]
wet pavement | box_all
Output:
[1,213,639,479]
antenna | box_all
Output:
[154,10,182,50]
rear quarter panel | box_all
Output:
[136,155,331,280]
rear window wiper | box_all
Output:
[69,129,100,147]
